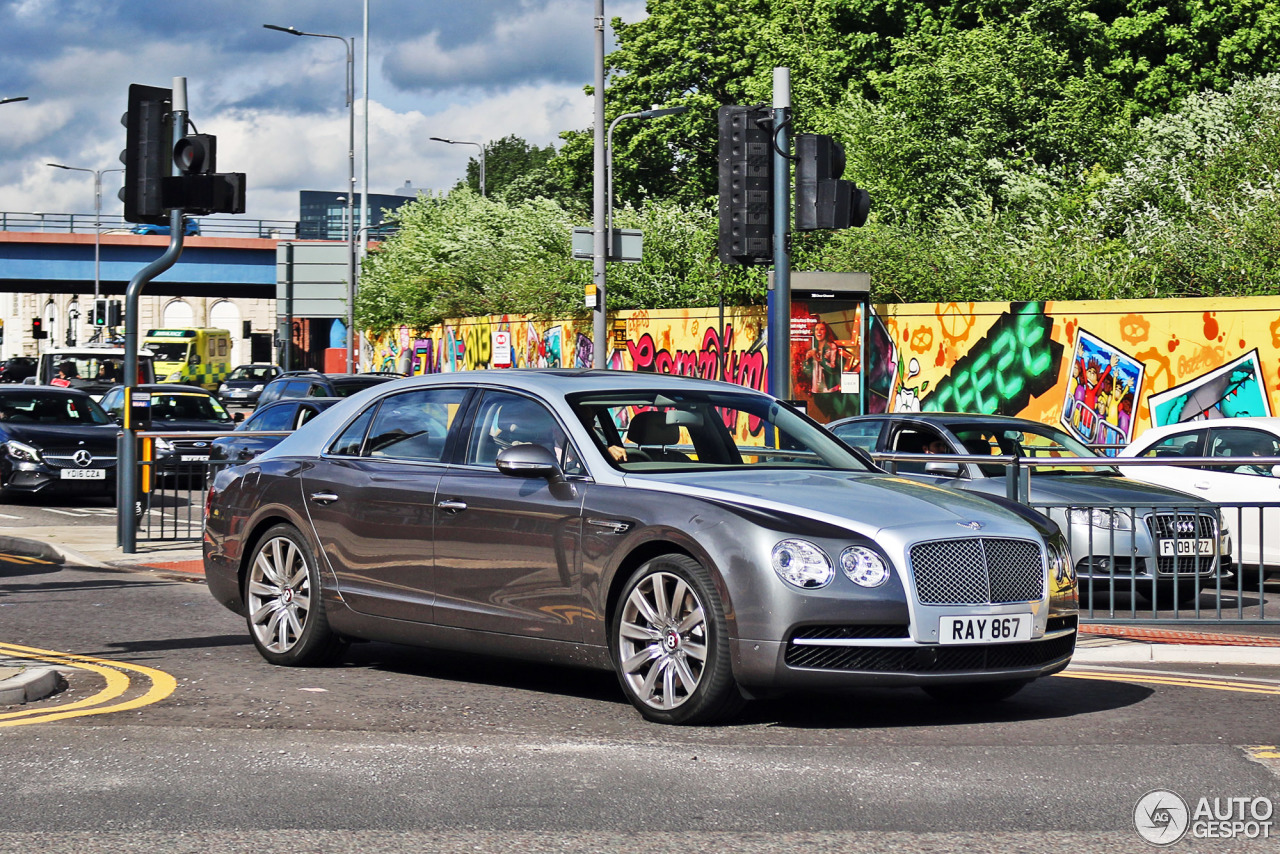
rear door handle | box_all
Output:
[437,499,467,513]
[1194,482,1210,490]
[309,492,339,505]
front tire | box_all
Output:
[245,524,347,667]
[611,554,744,725]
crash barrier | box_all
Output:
[877,451,1280,626]
[121,429,291,544]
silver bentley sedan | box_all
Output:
[204,370,1078,724]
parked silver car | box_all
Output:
[828,413,1230,607]
[205,372,1077,724]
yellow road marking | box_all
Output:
[0,642,177,727]
[0,553,55,565]
[1060,669,1280,696]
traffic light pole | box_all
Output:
[119,77,188,554]
[768,67,792,400]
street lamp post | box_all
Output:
[265,23,358,373]
[47,163,125,306]
[429,137,485,197]
[606,105,688,256]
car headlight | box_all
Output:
[771,539,834,589]
[218,384,229,393]
[1067,507,1132,530]
[167,371,182,382]
[153,437,174,454]
[4,439,43,463]
[250,384,264,392]
[1047,535,1075,589]
[840,545,890,587]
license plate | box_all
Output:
[1158,538,1213,557]
[940,614,1032,645]
[60,468,106,480]
[180,454,209,462]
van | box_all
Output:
[36,346,156,397]
[144,328,233,392]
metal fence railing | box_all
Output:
[1,211,299,239]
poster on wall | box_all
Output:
[1147,349,1273,426]
[788,299,862,423]
[1061,329,1143,448]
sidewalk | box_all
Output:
[2,523,1279,706]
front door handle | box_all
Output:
[437,499,467,513]
[309,492,339,505]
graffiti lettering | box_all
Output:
[924,302,1061,415]
[1177,345,1225,377]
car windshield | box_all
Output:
[148,343,190,362]
[568,389,872,473]
[228,366,276,381]
[0,392,112,425]
[151,392,232,423]
[946,421,1117,477]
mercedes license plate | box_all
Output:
[60,469,106,480]
[1158,538,1213,557]
[940,614,1032,645]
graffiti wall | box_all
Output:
[367,295,1280,445]
[878,296,1280,443]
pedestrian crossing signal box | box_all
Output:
[124,389,152,431]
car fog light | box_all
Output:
[771,539,834,588]
[840,546,889,587]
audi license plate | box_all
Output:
[1158,538,1213,557]
[180,454,209,462]
[940,614,1032,645]
[60,469,106,480]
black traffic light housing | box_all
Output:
[119,84,173,225]
[94,298,108,326]
[173,134,216,173]
[164,132,245,216]
[794,133,870,231]
[32,318,47,340]
[717,105,774,265]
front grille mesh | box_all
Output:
[1145,512,1219,575]
[910,538,1044,605]
[42,454,118,470]
[784,634,1076,672]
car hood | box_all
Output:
[148,418,236,432]
[2,422,119,451]
[962,472,1205,506]
[632,469,1041,539]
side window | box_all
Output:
[891,427,949,475]
[466,390,577,474]
[100,389,124,416]
[328,407,375,457]
[296,406,322,428]
[1208,428,1279,475]
[830,420,882,452]
[307,383,328,397]
[365,387,467,462]
[248,404,295,432]
[1142,431,1205,460]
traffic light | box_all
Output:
[119,83,173,225]
[794,134,870,231]
[107,300,122,327]
[717,105,773,265]
[32,318,47,340]
[94,298,108,326]
[164,132,246,215]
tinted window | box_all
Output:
[830,420,882,451]
[329,408,375,456]
[365,388,467,462]
[467,391,574,471]
[0,392,111,425]
[1139,431,1204,460]
[150,393,232,423]
[245,403,296,432]
[1208,427,1280,475]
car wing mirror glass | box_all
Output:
[233,412,245,423]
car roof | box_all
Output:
[831,412,1048,429]
[1125,417,1280,447]
[0,385,93,398]
[114,383,217,395]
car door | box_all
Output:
[1201,427,1280,569]
[299,386,468,623]
[432,389,588,642]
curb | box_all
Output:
[1071,643,1280,665]
[0,535,67,565]
[0,666,66,705]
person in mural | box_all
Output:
[806,321,842,394]
[1076,352,1119,411]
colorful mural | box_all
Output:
[368,295,1280,445]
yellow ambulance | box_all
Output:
[144,328,233,392]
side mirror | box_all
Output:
[22,377,35,385]
[1272,464,1280,478]
[496,443,564,483]
[924,461,961,477]
[233,412,245,423]
[190,354,202,366]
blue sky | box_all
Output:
[0,0,646,223]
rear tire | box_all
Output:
[245,524,347,667]
[611,554,745,725]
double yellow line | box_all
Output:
[0,642,177,727]
[1061,668,1280,696]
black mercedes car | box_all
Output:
[205,370,1077,725]
[0,386,118,499]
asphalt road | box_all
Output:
[2,556,1280,853]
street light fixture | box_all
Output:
[1,96,29,105]
[265,22,359,374]
[606,105,688,254]
[429,137,485,197]
[47,163,125,306]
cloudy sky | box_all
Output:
[0,0,646,225]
